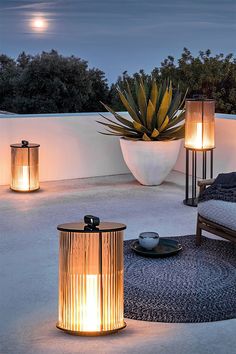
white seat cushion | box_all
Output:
[198,200,236,231]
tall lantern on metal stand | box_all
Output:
[10,140,40,192]
[56,215,127,336]
[183,97,215,207]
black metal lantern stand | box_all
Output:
[183,148,214,207]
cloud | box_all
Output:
[0,0,235,49]
[0,1,55,12]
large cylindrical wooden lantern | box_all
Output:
[10,140,40,192]
[185,98,215,150]
[183,98,215,207]
[57,215,126,336]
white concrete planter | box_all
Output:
[120,138,181,185]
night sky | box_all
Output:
[0,0,235,83]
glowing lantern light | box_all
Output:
[56,215,126,336]
[185,98,215,150]
[10,140,40,192]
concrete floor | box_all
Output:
[0,171,235,354]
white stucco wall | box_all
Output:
[0,112,235,186]
[0,113,129,185]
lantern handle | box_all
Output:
[192,94,207,100]
[84,215,100,231]
[21,140,29,147]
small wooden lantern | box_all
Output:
[10,140,40,192]
[185,98,215,150]
[57,215,126,336]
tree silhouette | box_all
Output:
[0,50,109,113]
[110,48,236,114]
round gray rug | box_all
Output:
[124,235,236,323]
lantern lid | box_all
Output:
[185,98,215,102]
[10,142,40,148]
[57,222,126,233]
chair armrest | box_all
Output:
[198,178,215,187]
[198,178,215,195]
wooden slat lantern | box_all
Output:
[185,98,215,150]
[10,140,40,192]
[56,215,126,336]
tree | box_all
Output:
[1,49,236,114]
[83,68,109,112]
[0,50,109,114]
[110,48,236,114]
[159,48,236,113]
[0,55,19,112]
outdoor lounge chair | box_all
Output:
[196,178,236,245]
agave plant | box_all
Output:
[98,77,187,141]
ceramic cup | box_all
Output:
[138,232,160,250]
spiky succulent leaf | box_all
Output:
[100,131,140,139]
[157,84,172,128]
[142,133,151,141]
[97,121,135,135]
[117,90,141,123]
[98,116,128,131]
[98,75,187,141]
[151,128,160,138]
[146,99,155,130]
[159,116,170,132]
[150,79,158,108]
[167,91,181,119]
[100,103,134,128]
[124,81,141,118]
[133,121,150,134]
[167,110,185,129]
[160,124,185,140]
[137,82,147,119]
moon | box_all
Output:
[31,18,48,32]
